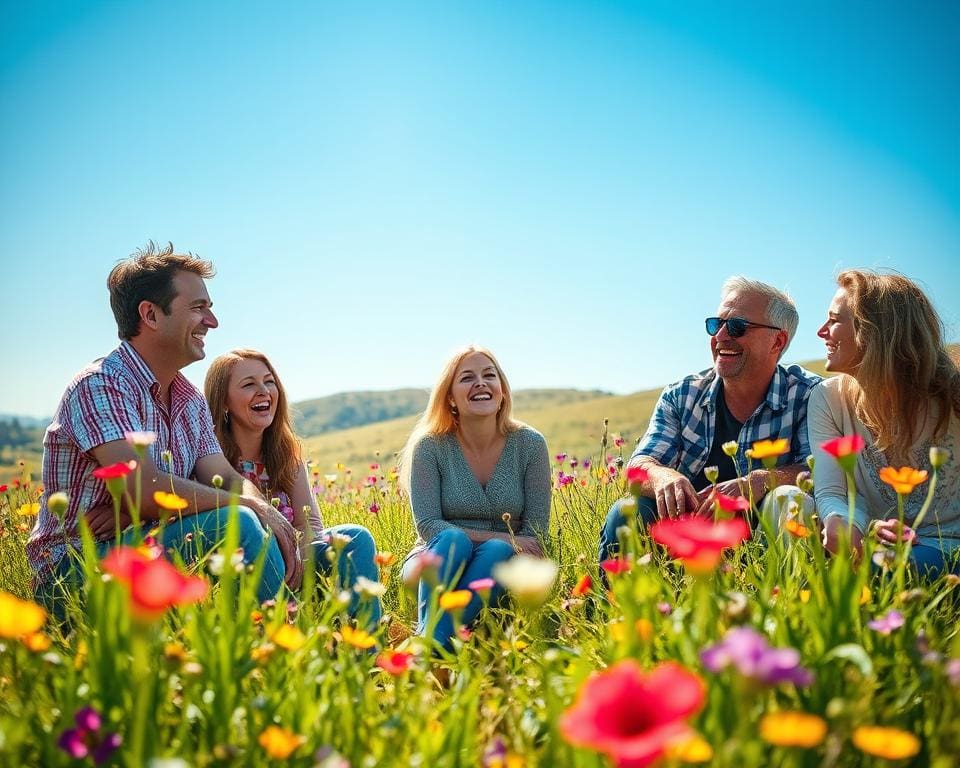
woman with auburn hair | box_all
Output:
[205,349,381,626]
[807,269,960,573]
[399,345,552,649]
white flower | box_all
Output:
[354,576,386,598]
[125,431,158,447]
[492,555,559,607]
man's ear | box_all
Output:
[138,300,159,331]
[771,329,788,356]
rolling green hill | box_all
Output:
[291,387,611,438]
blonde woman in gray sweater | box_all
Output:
[399,345,551,649]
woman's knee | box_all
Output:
[478,538,516,562]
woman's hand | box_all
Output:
[822,515,865,562]
[871,518,916,546]
[247,497,304,590]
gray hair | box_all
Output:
[721,276,798,357]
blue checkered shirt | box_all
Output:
[631,364,822,481]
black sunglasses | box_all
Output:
[705,316,782,338]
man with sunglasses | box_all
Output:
[599,277,821,564]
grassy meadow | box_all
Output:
[2,355,959,767]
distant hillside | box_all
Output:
[301,388,658,473]
[291,387,611,438]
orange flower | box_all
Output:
[852,726,920,760]
[571,574,592,597]
[374,551,396,567]
[878,467,928,495]
[21,631,51,652]
[784,518,811,538]
[154,491,190,511]
[258,725,305,759]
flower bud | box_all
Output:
[930,446,950,469]
[271,497,281,509]
[211,474,223,489]
[806,454,815,471]
[722,441,738,457]
[704,465,719,485]
[48,492,69,518]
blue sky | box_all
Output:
[2,1,958,418]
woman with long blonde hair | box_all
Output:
[399,345,551,649]
[205,349,382,625]
[808,270,960,573]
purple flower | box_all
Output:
[867,610,905,635]
[945,658,960,687]
[482,736,508,767]
[57,706,122,764]
[701,626,814,687]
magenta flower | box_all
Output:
[569,457,579,469]
[867,610,905,635]
[555,452,568,463]
[582,459,592,470]
[701,626,813,687]
[57,707,122,764]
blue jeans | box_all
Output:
[311,523,382,628]
[36,505,286,615]
[908,544,960,576]
[598,495,659,565]
[402,528,515,651]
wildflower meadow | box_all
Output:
[1,427,958,767]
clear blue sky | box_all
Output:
[2,1,958,418]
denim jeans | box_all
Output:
[598,495,659,566]
[311,523,382,628]
[402,527,515,651]
[36,505,286,617]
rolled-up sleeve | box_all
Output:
[632,387,681,467]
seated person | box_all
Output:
[599,277,820,566]
[28,243,296,612]
[399,345,551,650]
[204,349,382,626]
[808,269,960,574]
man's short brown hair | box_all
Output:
[107,241,215,340]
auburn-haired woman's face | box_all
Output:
[818,288,862,375]
[225,358,279,436]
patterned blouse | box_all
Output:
[236,459,295,523]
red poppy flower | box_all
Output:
[821,435,866,472]
[375,650,414,676]
[102,546,207,620]
[713,492,750,513]
[600,558,631,575]
[560,660,705,768]
[650,516,750,574]
[0,485,8,493]
[626,466,649,485]
[92,461,136,480]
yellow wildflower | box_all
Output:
[340,625,376,650]
[439,590,473,612]
[0,591,46,638]
[270,624,306,651]
[760,711,828,748]
[750,438,790,460]
[153,491,189,511]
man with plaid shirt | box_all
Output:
[599,277,821,562]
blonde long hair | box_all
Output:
[838,269,960,459]
[399,345,521,493]
[204,349,302,497]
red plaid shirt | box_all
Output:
[27,342,221,580]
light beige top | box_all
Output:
[807,376,960,554]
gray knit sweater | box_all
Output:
[408,425,552,546]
